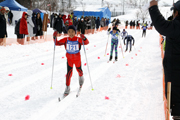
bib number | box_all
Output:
[66,40,79,54]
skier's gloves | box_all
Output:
[117,29,120,33]
[80,34,87,41]
[53,31,58,39]
[108,28,111,32]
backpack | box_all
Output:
[15,19,21,35]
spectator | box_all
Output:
[32,13,37,40]
[80,19,86,34]
[8,10,13,25]
[19,12,28,45]
[54,13,64,35]
[73,16,78,29]
[95,17,100,30]
[36,13,43,39]
[27,10,34,40]
[50,13,54,28]
[70,12,74,22]
[149,0,180,119]
[66,15,73,26]
[130,20,133,29]
[91,16,95,29]
[63,21,69,35]
[4,7,10,24]
[125,20,128,29]
[0,7,7,46]
[77,18,81,35]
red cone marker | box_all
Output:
[8,74,12,76]
[25,95,30,101]
[105,96,109,100]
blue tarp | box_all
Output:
[73,7,111,21]
[0,0,27,11]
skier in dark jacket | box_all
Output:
[53,14,64,34]
[95,17,100,30]
[124,35,135,52]
[149,0,180,119]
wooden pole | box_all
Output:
[167,82,171,120]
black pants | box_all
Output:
[17,34,25,39]
[125,40,132,51]
[142,30,146,37]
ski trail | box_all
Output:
[26,58,114,120]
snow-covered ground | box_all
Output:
[0,26,169,120]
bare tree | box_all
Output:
[80,0,86,16]
[135,10,140,20]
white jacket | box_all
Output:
[27,10,35,37]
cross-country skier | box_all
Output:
[124,35,135,52]
[121,29,128,40]
[107,26,120,61]
[142,25,148,37]
[53,25,89,96]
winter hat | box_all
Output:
[171,0,180,11]
[113,27,117,31]
[0,7,5,11]
[67,25,76,33]
[4,7,10,11]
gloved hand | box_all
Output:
[80,34,87,41]
[53,31,58,39]
[117,29,120,33]
[108,28,111,32]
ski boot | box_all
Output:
[64,86,70,96]
[79,76,84,87]
[109,56,112,61]
[173,116,180,120]
[115,56,118,61]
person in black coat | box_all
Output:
[53,14,64,34]
[130,20,133,29]
[80,19,86,34]
[95,17,100,30]
[8,10,13,25]
[36,13,43,38]
[149,0,180,118]
[0,7,7,45]
[73,17,78,29]
[77,19,81,31]
[32,13,37,40]
[50,13,54,28]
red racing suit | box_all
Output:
[54,36,89,86]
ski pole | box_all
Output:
[119,36,125,58]
[82,40,94,90]
[50,36,57,89]
[104,34,109,56]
